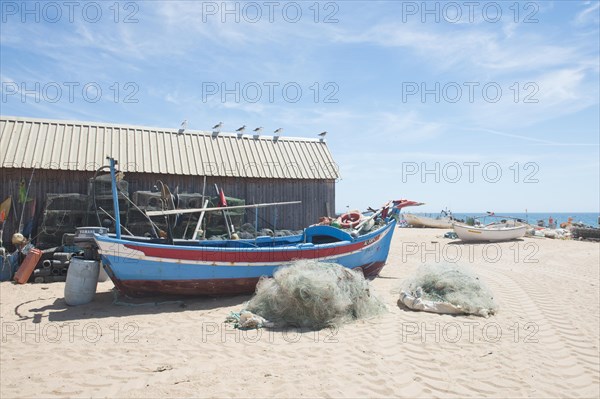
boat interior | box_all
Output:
[102,224,362,249]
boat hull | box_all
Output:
[404,214,453,229]
[108,261,387,297]
[96,220,396,297]
[453,223,527,242]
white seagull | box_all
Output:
[178,120,187,134]
[253,127,263,134]
[318,131,327,139]
[236,125,246,133]
[274,128,283,135]
[212,122,223,131]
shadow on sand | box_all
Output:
[14,289,252,324]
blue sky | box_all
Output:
[1,1,599,213]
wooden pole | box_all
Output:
[18,167,35,233]
[215,184,232,238]
[192,199,210,240]
[354,201,391,232]
[146,201,302,217]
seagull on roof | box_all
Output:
[178,120,187,134]
[318,131,327,138]
[212,122,223,131]
[236,125,246,133]
[253,127,263,134]
[274,128,283,135]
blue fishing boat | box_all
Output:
[93,158,402,297]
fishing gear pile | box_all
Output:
[239,260,386,329]
[400,263,497,317]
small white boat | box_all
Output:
[403,213,453,229]
[452,222,527,242]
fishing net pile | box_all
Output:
[210,224,302,240]
[240,260,386,329]
[400,263,497,318]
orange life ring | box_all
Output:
[338,212,362,229]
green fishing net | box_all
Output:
[401,263,498,316]
[245,260,386,329]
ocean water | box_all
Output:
[406,212,600,227]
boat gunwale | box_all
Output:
[94,219,396,254]
[452,222,528,232]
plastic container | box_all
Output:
[97,264,109,282]
[64,257,99,306]
[0,248,9,281]
[14,248,42,284]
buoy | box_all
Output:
[337,212,362,229]
[64,257,99,306]
[12,233,26,246]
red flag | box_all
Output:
[393,199,425,209]
[219,188,227,207]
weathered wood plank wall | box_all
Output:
[0,168,335,247]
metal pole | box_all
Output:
[98,207,133,236]
[108,157,121,239]
[255,207,258,231]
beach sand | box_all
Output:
[1,229,599,398]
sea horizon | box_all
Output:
[405,211,600,227]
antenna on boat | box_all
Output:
[107,157,121,239]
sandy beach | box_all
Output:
[1,228,598,398]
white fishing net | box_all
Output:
[245,260,386,329]
[400,263,498,317]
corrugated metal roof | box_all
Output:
[0,116,339,180]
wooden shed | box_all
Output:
[0,116,339,247]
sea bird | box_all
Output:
[178,120,187,134]
[212,122,223,131]
[273,128,283,142]
[318,131,327,140]
[236,125,246,138]
[253,127,263,134]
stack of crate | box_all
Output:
[128,191,165,236]
[86,175,129,229]
[36,194,89,249]
[128,191,208,238]
[173,193,208,239]
[203,196,246,237]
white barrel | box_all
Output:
[64,257,99,306]
[97,264,109,282]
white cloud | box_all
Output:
[574,2,600,25]
[333,20,592,76]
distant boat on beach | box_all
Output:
[403,210,454,229]
[452,222,527,242]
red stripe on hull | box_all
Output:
[123,236,380,263]
[110,261,386,297]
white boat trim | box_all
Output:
[452,223,527,242]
